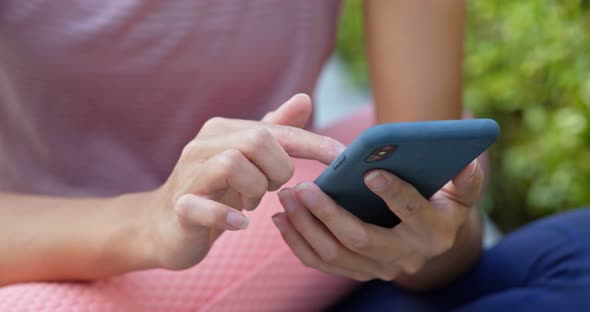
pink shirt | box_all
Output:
[0,0,341,196]
[0,3,366,310]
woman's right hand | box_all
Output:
[144,94,345,270]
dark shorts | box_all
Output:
[329,208,590,311]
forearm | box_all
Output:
[0,192,155,286]
[395,207,483,291]
[365,0,465,123]
[364,0,474,289]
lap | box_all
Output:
[329,208,590,311]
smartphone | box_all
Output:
[314,119,500,228]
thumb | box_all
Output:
[261,93,312,128]
[174,194,249,231]
[443,159,484,207]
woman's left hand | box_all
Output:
[272,159,483,283]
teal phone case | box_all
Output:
[314,119,500,228]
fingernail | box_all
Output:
[294,183,316,205]
[470,160,479,177]
[272,213,285,233]
[227,211,249,230]
[365,171,391,192]
[278,189,297,213]
[292,93,309,102]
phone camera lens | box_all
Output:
[365,145,397,162]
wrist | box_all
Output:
[100,191,161,274]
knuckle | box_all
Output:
[255,178,269,197]
[344,226,371,253]
[202,116,225,131]
[280,159,295,184]
[181,140,200,158]
[243,127,273,152]
[221,148,244,161]
[320,246,342,264]
[300,256,318,269]
[243,197,263,211]
[173,195,194,226]
[314,203,336,223]
[287,159,295,176]
[268,162,294,191]
[216,149,243,175]
[404,197,423,217]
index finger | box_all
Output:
[264,124,345,165]
[199,117,345,165]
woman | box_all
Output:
[2,1,587,311]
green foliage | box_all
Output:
[336,0,368,86]
[337,0,590,230]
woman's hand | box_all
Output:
[0,94,348,286]
[144,94,345,270]
[272,159,484,289]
